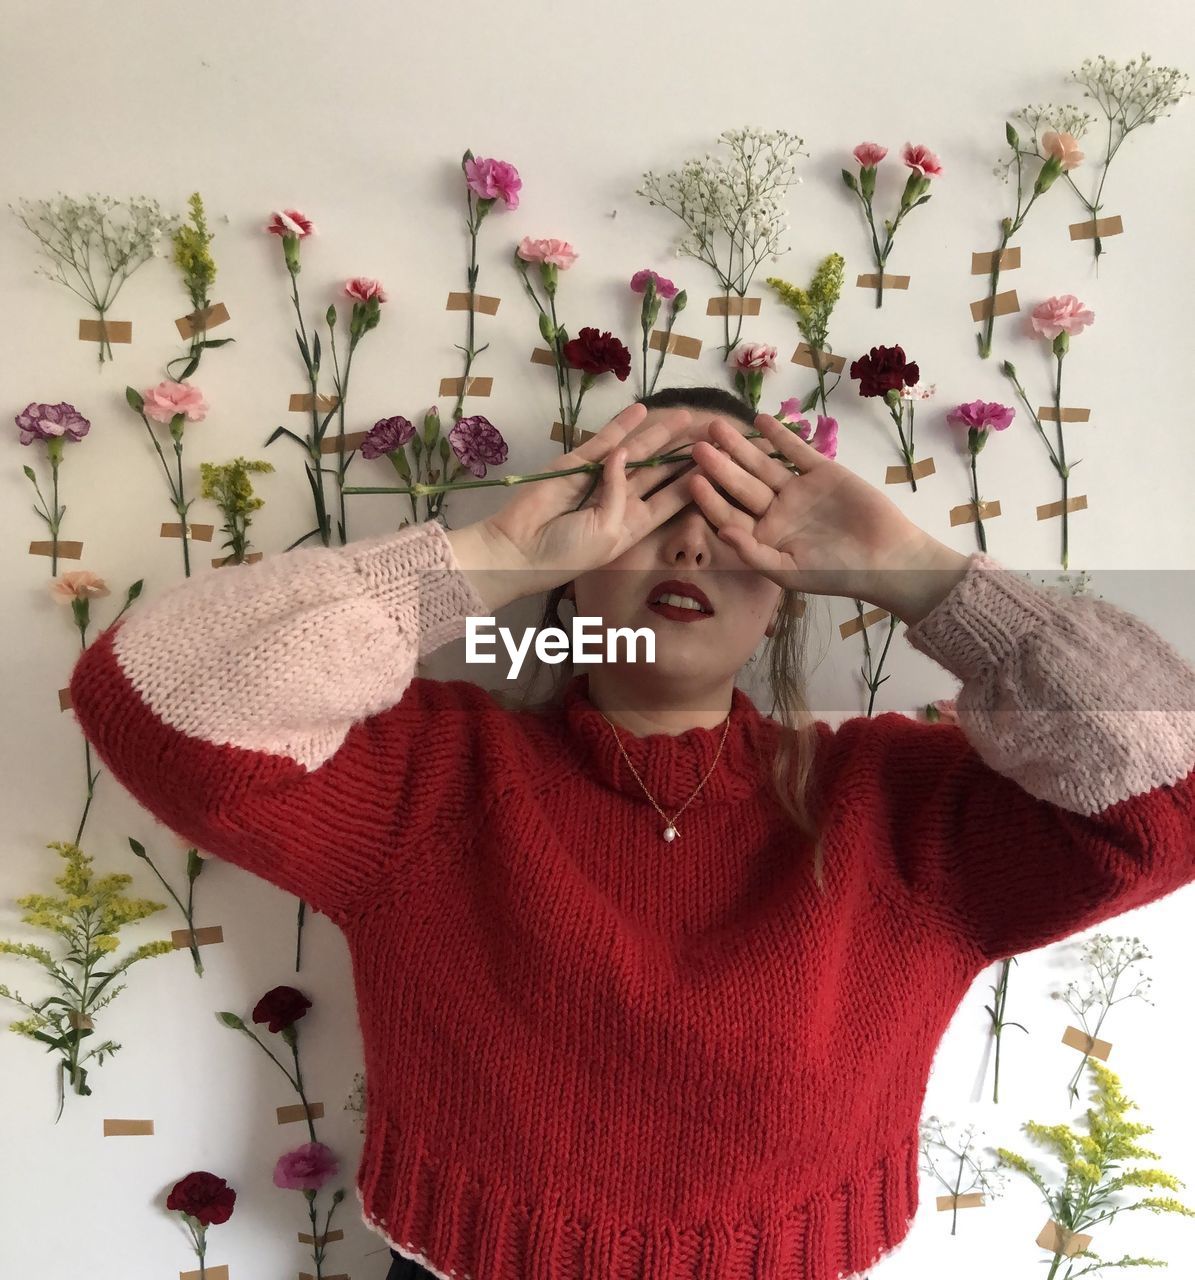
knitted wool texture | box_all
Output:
[69,520,1195,1280]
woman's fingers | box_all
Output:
[715,521,791,576]
[690,428,787,513]
[750,412,830,474]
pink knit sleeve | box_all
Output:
[67,520,496,927]
[844,551,1195,964]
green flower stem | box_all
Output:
[858,607,898,716]
[451,197,490,422]
[289,272,332,548]
[885,399,918,492]
[1053,352,1070,571]
[329,326,359,546]
[72,617,100,845]
[978,150,1048,359]
[290,1039,317,1144]
[969,451,988,553]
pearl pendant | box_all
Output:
[663,825,678,842]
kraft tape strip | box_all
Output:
[949,498,1002,526]
[68,1010,93,1029]
[300,1273,349,1280]
[318,429,369,454]
[856,272,910,289]
[29,539,83,559]
[174,301,230,339]
[298,1229,345,1246]
[885,456,936,484]
[705,295,761,316]
[78,318,132,343]
[529,346,557,366]
[58,686,73,711]
[791,343,846,374]
[936,1192,985,1210]
[289,392,340,412]
[446,291,501,314]
[839,606,891,639]
[438,375,494,396]
[1036,494,1088,521]
[1061,1024,1112,1059]
[212,551,264,567]
[277,1101,324,1124]
[182,1266,230,1280]
[549,421,598,446]
[103,1118,154,1135]
[969,289,1020,322]
[971,246,1022,273]
[1036,1219,1093,1256]
[1038,406,1090,422]
[649,330,703,358]
[160,522,215,541]
[1069,214,1123,241]
[170,926,224,949]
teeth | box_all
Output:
[655,593,707,612]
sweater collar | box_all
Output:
[558,671,771,810]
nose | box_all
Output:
[660,503,717,565]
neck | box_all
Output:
[585,667,735,738]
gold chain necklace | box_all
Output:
[597,706,733,842]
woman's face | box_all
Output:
[566,410,783,685]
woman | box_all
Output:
[69,386,1195,1280]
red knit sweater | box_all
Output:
[68,520,1195,1280]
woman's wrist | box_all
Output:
[865,534,973,626]
[444,521,533,614]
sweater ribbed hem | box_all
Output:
[355,1128,921,1280]
[351,520,493,659]
[904,550,1059,681]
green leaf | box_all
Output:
[126,579,144,601]
[199,338,235,349]
[128,838,147,859]
[265,425,308,449]
[22,465,36,482]
[125,387,144,412]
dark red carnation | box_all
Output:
[166,1171,237,1226]
[849,344,919,398]
[252,985,312,1033]
[563,327,632,382]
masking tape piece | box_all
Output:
[182,1267,230,1280]
[439,375,494,396]
[212,552,264,567]
[936,1192,985,1210]
[29,540,83,559]
[277,1101,324,1124]
[649,330,703,358]
[446,291,501,314]
[68,1010,93,1030]
[318,429,370,454]
[971,246,1021,273]
[58,686,73,711]
[705,295,761,316]
[969,289,1020,322]
[949,498,1002,526]
[103,1118,154,1135]
[1036,1218,1093,1256]
[170,926,224,949]
[160,523,215,541]
[300,1274,349,1280]
[856,273,910,289]
[885,456,936,484]
[792,343,846,374]
[78,318,132,343]
[1037,406,1090,422]
[1036,494,1088,521]
[1069,214,1124,241]
[298,1229,345,1246]
[839,606,891,640]
[1061,1024,1112,1060]
[289,392,340,412]
[530,347,557,366]
[174,301,231,339]
[549,421,598,446]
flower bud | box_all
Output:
[673,289,688,315]
[1001,360,1017,378]
[423,406,440,447]
[1034,154,1063,194]
[538,311,557,345]
[1052,330,1070,358]
[860,166,877,200]
[841,169,859,193]
[326,304,337,329]
[125,386,145,413]
[1005,121,1019,149]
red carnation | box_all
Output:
[563,327,632,382]
[849,344,920,398]
[166,1171,237,1226]
[252,985,312,1033]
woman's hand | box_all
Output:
[471,403,703,601]
[687,413,957,610]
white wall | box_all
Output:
[3,2,1194,1277]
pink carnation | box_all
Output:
[265,209,315,238]
[853,142,888,168]
[731,342,777,373]
[630,269,678,300]
[50,571,110,604]
[1042,131,1084,171]
[464,156,522,209]
[344,277,387,303]
[901,143,943,178]
[947,400,1015,433]
[141,381,208,424]
[777,402,838,460]
[1029,294,1095,341]
[273,1142,339,1192]
[517,237,578,269]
